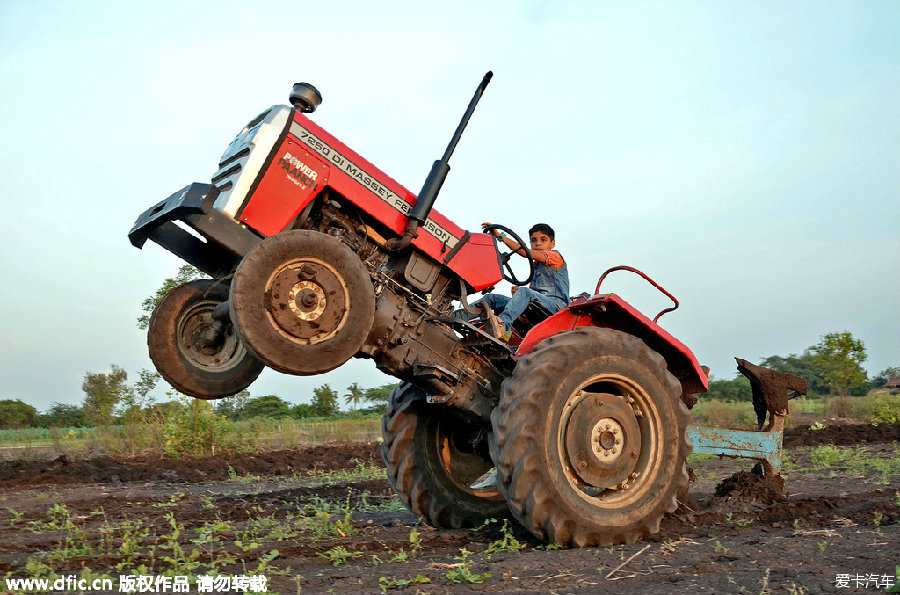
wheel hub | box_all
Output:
[192,324,225,353]
[178,303,242,371]
[266,259,349,343]
[288,281,327,320]
[563,392,641,489]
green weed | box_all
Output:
[227,465,262,483]
[387,528,424,562]
[5,508,24,525]
[149,492,185,509]
[192,518,232,544]
[885,566,900,593]
[759,568,772,595]
[308,459,385,486]
[725,513,753,528]
[378,574,430,593]
[483,519,526,554]
[870,393,900,424]
[445,548,492,584]
[159,512,203,572]
[727,574,747,592]
[317,546,363,566]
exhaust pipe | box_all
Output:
[388,71,493,251]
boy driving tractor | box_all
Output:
[454,222,569,339]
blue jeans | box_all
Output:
[453,288,567,331]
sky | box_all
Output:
[1,1,898,412]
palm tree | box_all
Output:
[343,382,364,411]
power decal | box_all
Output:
[278,152,319,191]
[290,121,459,249]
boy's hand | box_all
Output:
[481,222,499,236]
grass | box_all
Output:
[307,459,385,485]
[0,415,383,459]
[783,443,900,483]
[3,392,896,459]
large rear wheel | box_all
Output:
[229,230,375,375]
[381,383,509,528]
[490,327,691,546]
[148,279,263,399]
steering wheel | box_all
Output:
[483,224,535,286]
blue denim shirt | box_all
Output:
[530,253,569,308]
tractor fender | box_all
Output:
[516,293,708,399]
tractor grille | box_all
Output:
[210,105,292,218]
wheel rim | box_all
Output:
[177,301,246,373]
[432,418,502,500]
[264,257,350,345]
[557,373,663,507]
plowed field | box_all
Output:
[1,422,897,594]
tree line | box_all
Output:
[0,372,398,431]
[706,331,898,410]
[3,264,896,432]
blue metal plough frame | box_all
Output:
[685,358,807,477]
[687,415,785,476]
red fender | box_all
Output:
[516,293,709,398]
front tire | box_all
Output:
[229,230,375,376]
[148,280,264,399]
[490,327,691,546]
[381,383,509,528]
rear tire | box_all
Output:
[148,280,263,399]
[230,230,375,375]
[490,327,691,546]
[381,382,509,528]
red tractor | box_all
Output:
[130,74,798,546]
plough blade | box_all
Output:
[687,359,807,476]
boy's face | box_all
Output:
[530,231,555,252]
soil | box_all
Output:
[0,423,897,595]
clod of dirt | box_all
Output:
[714,469,785,504]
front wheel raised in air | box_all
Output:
[381,382,509,528]
[229,230,375,376]
[148,279,264,399]
[490,327,691,547]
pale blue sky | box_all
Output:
[1,1,898,410]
